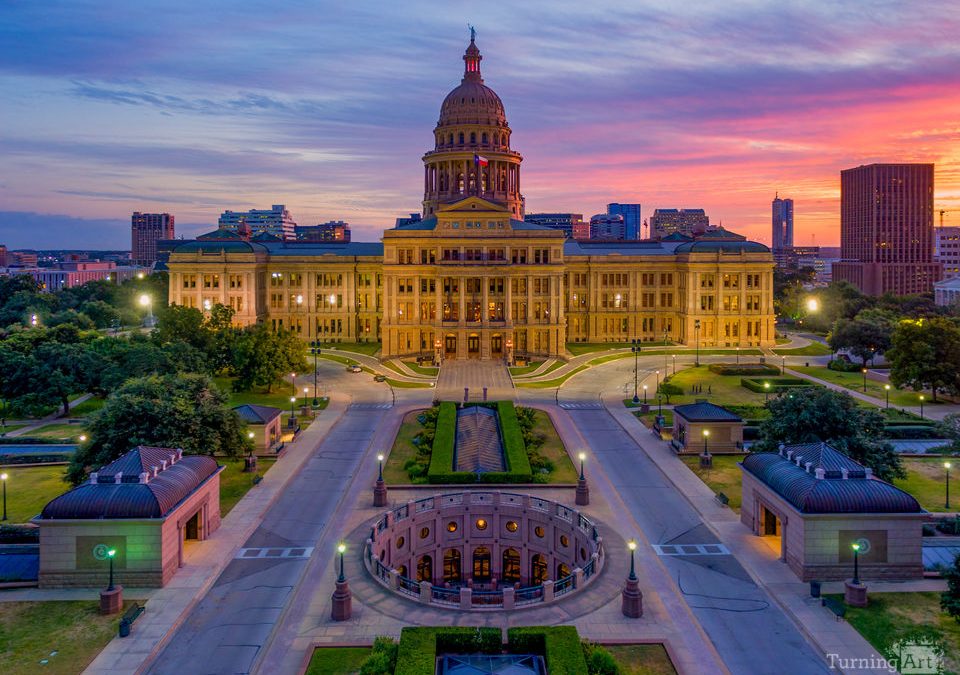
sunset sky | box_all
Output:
[1,0,959,248]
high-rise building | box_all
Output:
[523,213,584,238]
[295,221,352,242]
[587,213,627,240]
[219,205,297,240]
[833,164,941,295]
[650,209,710,239]
[606,203,641,240]
[131,212,175,266]
[771,195,794,251]
[935,226,960,279]
[0,245,7,267]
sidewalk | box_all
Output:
[317,351,434,385]
[603,396,910,675]
[5,393,95,438]
[81,395,351,675]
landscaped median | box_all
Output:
[790,366,936,407]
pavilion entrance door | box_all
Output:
[467,334,480,356]
[445,334,457,356]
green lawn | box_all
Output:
[791,367,936,407]
[305,646,372,675]
[772,342,832,356]
[893,458,953,513]
[827,592,960,675]
[403,361,439,376]
[606,644,678,675]
[219,458,276,515]
[680,455,743,512]
[0,465,71,523]
[385,378,433,389]
[567,341,670,355]
[509,360,544,376]
[380,360,406,376]
[516,365,589,389]
[21,423,87,442]
[529,409,578,482]
[660,365,768,406]
[0,600,138,675]
[385,411,428,484]
[328,342,381,356]
[318,353,359,366]
[213,376,329,412]
[634,409,674,428]
[68,396,107,417]
[0,423,27,435]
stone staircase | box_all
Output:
[454,406,505,473]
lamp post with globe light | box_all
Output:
[631,339,641,403]
[621,539,643,618]
[374,453,388,506]
[289,396,297,428]
[576,452,589,505]
[920,395,925,419]
[884,384,891,408]
[946,461,952,510]
[138,294,155,327]
[1,472,7,521]
[331,542,352,620]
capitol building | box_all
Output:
[167,36,776,360]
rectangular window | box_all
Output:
[512,248,527,264]
[700,295,715,311]
[700,274,715,289]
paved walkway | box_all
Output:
[4,393,95,437]
[82,395,351,675]
[435,360,514,401]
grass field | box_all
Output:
[0,423,26,435]
[402,361,439,376]
[513,360,565,378]
[606,644,678,675]
[567,341,670,355]
[214,376,307,410]
[328,342,381,356]
[634,410,674,427]
[516,365,589,388]
[305,646,371,674]
[772,342,832,356]
[68,396,107,417]
[660,366,768,406]
[509,360,544,376]
[529,409,578,482]
[893,458,953,513]
[0,600,137,675]
[385,378,432,389]
[20,423,87,442]
[827,592,960,675]
[0,465,71,523]
[219,458,277,515]
[791,367,935,407]
[384,411,427,484]
[680,455,743,512]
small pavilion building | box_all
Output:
[671,401,744,454]
[233,404,283,454]
[740,443,926,581]
[36,446,222,588]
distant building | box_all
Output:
[773,245,820,270]
[6,250,38,267]
[1,261,145,291]
[606,203,641,240]
[934,277,960,307]
[572,220,592,240]
[586,213,626,240]
[935,226,960,279]
[523,213,584,238]
[295,221,351,242]
[395,213,423,228]
[219,205,296,240]
[771,195,794,251]
[131,212,175,266]
[650,209,710,239]
[0,245,6,267]
[832,164,941,295]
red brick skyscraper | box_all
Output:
[833,163,940,295]
[131,212,175,266]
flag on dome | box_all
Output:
[474,155,489,167]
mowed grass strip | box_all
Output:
[305,646,372,674]
[0,465,71,523]
[893,457,954,513]
[219,458,276,516]
[680,455,743,512]
[791,366,934,407]
[606,644,678,675]
[384,410,428,484]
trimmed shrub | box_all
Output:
[426,402,456,481]
[882,425,944,439]
[582,641,620,675]
[498,401,533,481]
[359,636,398,675]
[828,358,862,373]
[658,382,683,402]
[507,627,588,675]
[709,363,780,376]
[395,627,501,675]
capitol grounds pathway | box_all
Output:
[601,391,950,675]
[67,394,353,674]
[254,401,729,675]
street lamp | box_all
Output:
[655,370,660,397]
[310,340,323,406]
[378,454,385,481]
[806,298,819,313]
[627,540,637,581]
[1,472,7,521]
[631,339,641,403]
[851,542,861,585]
[672,354,676,376]
[106,548,117,591]
[946,461,952,510]
[763,381,771,402]
[694,319,701,366]
[302,386,309,408]
[736,346,740,366]
[781,355,785,375]
[576,452,589,505]
[290,372,296,397]
[919,395,925,419]
[578,452,586,480]
[138,293,154,327]
[289,396,297,427]
[884,384,891,409]
[702,429,710,455]
[861,368,868,393]
[642,384,648,404]
[79,434,87,443]
[337,543,346,582]
[374,453,388,506]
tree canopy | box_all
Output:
[887,317,960,401]
[230,323,308,392]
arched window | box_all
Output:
[482,132,488,144]
[449,133,454,145]
[531,554,548,585]
[443,549,461,583]
[458,132,465,145]
[417,554,433,583]
[397,564,408,578]
[556,562,571,579]
[502,548,520,583]
[501,133,507,146]
[470,132,476,144]
[473,546,491,581]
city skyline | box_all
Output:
[1,1,959,249]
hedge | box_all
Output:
[828,358,863,373]
[740,377,820,393]
[395,627,501,675]
[426,402,457,481]
[709,363,780,376]
[507,626,588,675]
[497,401,533,480]
[882,425,945,439]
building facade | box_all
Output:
[935,225,960,279]
[523,213,584,238]
[833,164,941,295]
[295,221,352,242]
[132,212,175,266]
[219,204,297,240]
[771,195,793,251]
[167,36,776,359]
[650,209,710,239]
[584,213,626,240]
[607,203,641,240]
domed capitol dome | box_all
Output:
[438,37,507,127]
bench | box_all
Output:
[822,597,846,621]
[119,602,145,637]
[715,492,730,506]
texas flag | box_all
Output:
[474,154,489,167]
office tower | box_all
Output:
[131,212,175,266]
[833,164,941,295]
[523,213,584,238]
[606,203,641,240]
[218,205,297,240]
[650,209,710,239]
[587,214,627,240]
[295,221,352,242]
[771,195,794,251]
[935,226,960,279]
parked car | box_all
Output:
[374,374,387,382]
[347,364,362,373]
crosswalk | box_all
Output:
[558,401,605,410]
[652,543,730,556]
[349,403,393,410]
[235,546,315,560]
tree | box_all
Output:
[754,388,903,481]
[942,553,960,624]
[153,305,211,355]
[888,317,960,401]
[827,308,897,366]
[68,373,250,484]
[230,323,308,392]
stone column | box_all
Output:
[459,586,472,609]
[542,580,554,603]
[331,577,352,621]
[621,575,643,618]
[502,586,515,610]
[419,580,432,605]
